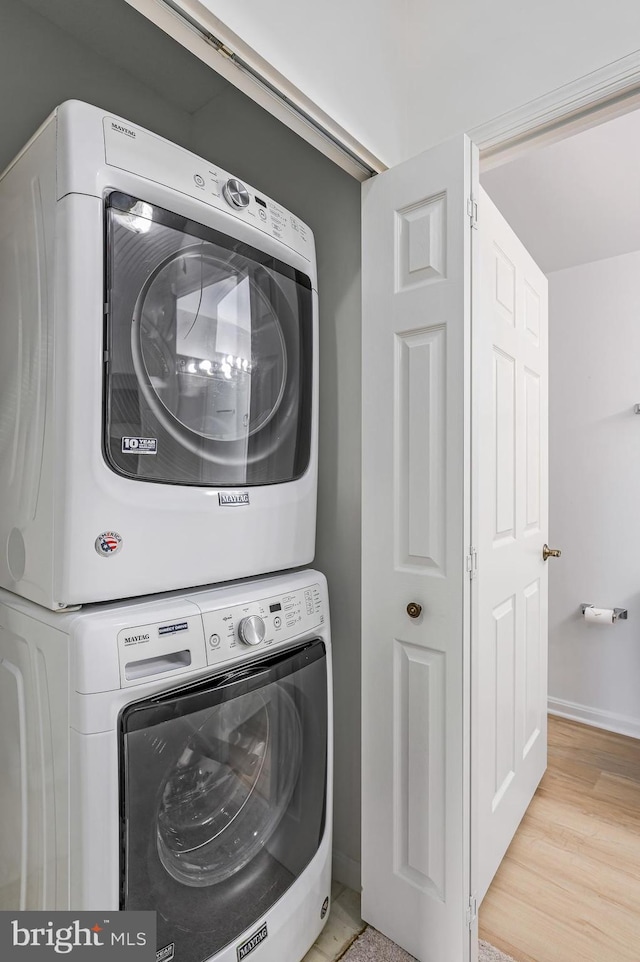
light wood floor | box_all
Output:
[479,715,640,962]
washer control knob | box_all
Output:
[238,615,266,646]
[222,178,250,209]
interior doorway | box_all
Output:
[476,103,640,962]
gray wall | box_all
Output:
[190,99,362,885]
[2,0,362,886]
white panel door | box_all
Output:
[472,186,549,905]
[361,136,475,962]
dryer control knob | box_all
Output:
[222,178,250,209]
[238,615,266,647]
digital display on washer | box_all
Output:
[269,603,282,613]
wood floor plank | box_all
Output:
[520,797,640,885]
[536,770,640,834]
[478,715,640,962]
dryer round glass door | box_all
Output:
[137,249,287,445]
[104,193,313,486]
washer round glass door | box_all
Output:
[105,193,313,486]
[156,685,302,887]
[120,641,329,962]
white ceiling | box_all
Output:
[481,107,640,275]
[189,0,640,168]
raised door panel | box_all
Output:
[395,326,446,572]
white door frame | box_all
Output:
[472,48,640,169]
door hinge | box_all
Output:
[466,895,478,927]
[465,548,478,579]
[217,42,237,60]
[467,197,478,229]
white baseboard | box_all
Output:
[332,850,361,892]
[548,697,640,740]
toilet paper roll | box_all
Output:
[584,606,615,624]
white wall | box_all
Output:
[548,251,640,736]
[481,108,640,275]
[193,0,640,166]
[3,0,363,888]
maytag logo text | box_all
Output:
[123,634,150,646]
[111,122,136,138]
[236,923,268,961]
[218,491,250,506]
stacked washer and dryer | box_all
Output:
[0,101,332,962]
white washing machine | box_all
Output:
[0,569,332,962]
[0,101,318,610]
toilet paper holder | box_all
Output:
[580,604,628,622]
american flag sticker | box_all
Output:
[95,531,123,557]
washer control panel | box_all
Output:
[109,582,325,689]
[202,583,324,666]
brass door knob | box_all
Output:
[542,544,561,561]
[407,602,422,619]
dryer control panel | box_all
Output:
[201,583,324,666]
[102,116,313,263]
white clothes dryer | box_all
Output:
[0,101,318,609]
[0,569,332,962]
